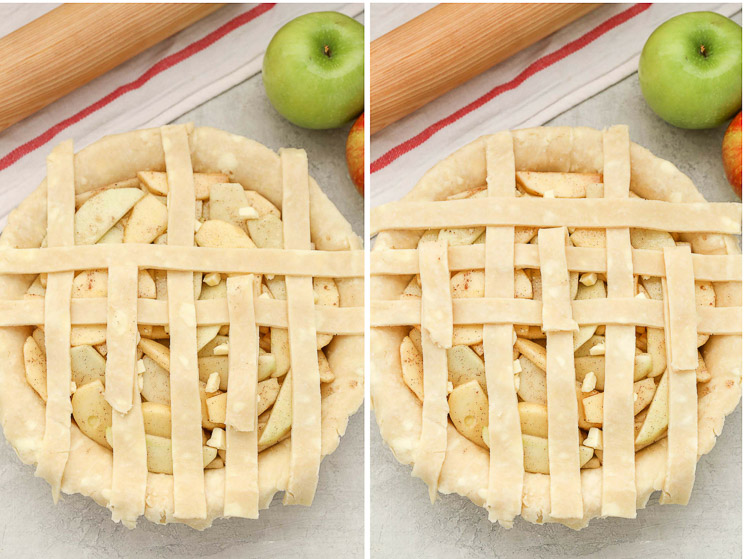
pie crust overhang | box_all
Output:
[370,125,742,530]
[0,124,364,529]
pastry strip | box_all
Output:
[538,227,582,519]
[412,239,451,502]
[418,240,453,348]
[110,371,147,527]
[600,126,636,518]
[104,264,138,413]
[662,247,699,370]
[0,245,362,278]
[161,124,206,520]
[280,149,322,506]
[36,140,75,502]
[224,274,259,518]
[660,246,698,505]
[4,295,737,334]
[483,132,523,525]
[368,297,745,333]
[371,197,741,235]
[371,245,741,282]
[0,298,366,333]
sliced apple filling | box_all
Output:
[23,173,340,473]
[398,176,715,474]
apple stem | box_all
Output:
[700,44,708,58]
[324,44,331,58]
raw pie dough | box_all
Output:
[0,124,363,529]
[370,126,741,529]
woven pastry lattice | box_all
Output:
[371,126,741,524]
[0,124,364,525]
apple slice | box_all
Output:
[245,191,280,218]
[438,227,484,246]
[75,188,145,245]
[400,335,424,401]
[138,338,170,371]
[575,334,604,357]
[71,380,112,449]
[247,214,284,248]
[23,336,47,401]
[70,325,107,348]
[72,269,108,297]
[646,327,666,377]
[518,401,548,438]
[446,344,486,392]
[259,373,292,447]
[75,178,140,209]
[452,325,483,346]
[630,229,676,251]
[141,356,170,405]
[569,229,606,248]
[450,270,485,299]
[515,227,538,244]
[514,269,533,299]
[635,371,668,447]
[198,334,229,357]
[70,345,106,387]
[97,222,124,244]
[576,277,606,301]
[205,392,227,424]
[401,277,422,299]
[198,356,228,391]
[123,194,168,244]
[137,171,227,200]
[516,171,602,198]
[257,378,281,415]
[517,356,547,405]
[142,401,172,438]
[271,328,290,378]
[144,434,218,474]
[209,182,252,230]
[448,380,489,448]
[579,445,595,468]
[522,434,550,474]
[515,337,546,371]
[196,220,256,249]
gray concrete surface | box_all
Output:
[0,39,364,559]
[370,73,742,558]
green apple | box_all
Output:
[638,12,742,129]
[262,12,364,129]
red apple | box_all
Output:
[722,111,742,198]
[346,113,364,195]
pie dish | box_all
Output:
[370,125,741,529]
[0,124,363,529]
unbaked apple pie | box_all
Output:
[0,124,363,528]
[370,125,741,529]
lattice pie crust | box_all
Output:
[0,124,363,529]
[371,126,741,529]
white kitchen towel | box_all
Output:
[0,2,364,228]
[371,3,742,207]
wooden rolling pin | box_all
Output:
[371,3,599,134]
[0,4,224,132]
